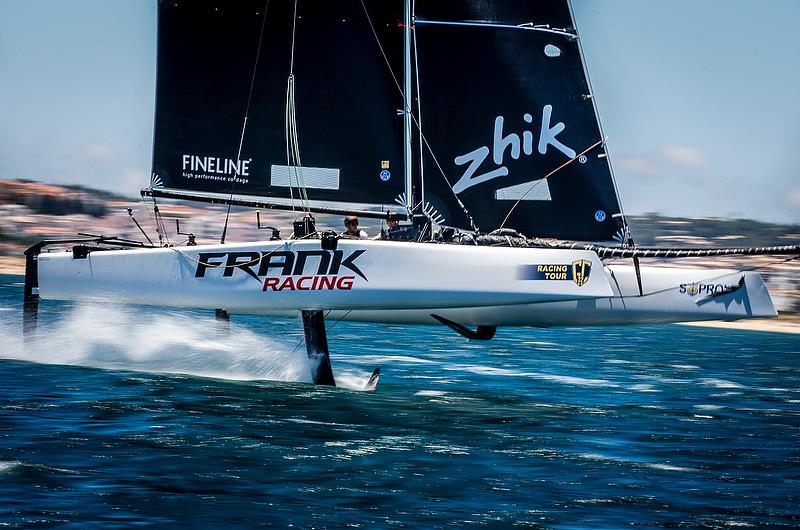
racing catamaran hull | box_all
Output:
[35,240,612,312]
[35,240,776,325]
[325,266,777,326]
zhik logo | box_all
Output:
[453,105,576,194]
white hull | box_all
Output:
[323,266,777,326]
[36,240,610,311]
[35,239,777,327]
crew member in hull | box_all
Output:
[342,215,368,238]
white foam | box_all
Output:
[345,355,435,365]
[579,454,697,473]
[415,390,447,397]
[333,369,381,392]
[700,378,745,389]
[579,452,616,462]
[533,373,616,387]
[447,364,524,377]
[0,461,21,473]
[629,384,659,392]
[645,463,697,472]
[444,363,616,387]
[1,304,314,383]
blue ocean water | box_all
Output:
[0,274,798,529]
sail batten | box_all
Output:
[415,18,577,38]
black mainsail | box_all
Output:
[147,0,627,240]
[151,1,405,212]
[413,1,625,241]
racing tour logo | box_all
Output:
[518,259,592,287]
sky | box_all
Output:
[0,0,798,224]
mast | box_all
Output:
[403,0,413,211]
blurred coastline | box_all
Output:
[2,178,798,332]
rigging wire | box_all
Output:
[284,0,310,214]
[602,254,799,299]
[150,195,170,246]
[285,75,310,212]
[412,0,426,212]
[221,1,271,244]
[499,138,604,229]
[357,0,478,231]
[139,193,160,245]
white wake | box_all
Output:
[0,304,335,385]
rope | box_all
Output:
[609,254,800,299]
[285,75,310,212]
[283,0,310,214]
[221,1,271,244]
[151,196,170,247]
[499,138,604,229]
[551,242,800,260]
[139,194,160,244]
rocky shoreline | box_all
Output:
[0,256,23,276]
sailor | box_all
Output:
[342,215,368,238]
[387,212,400,232]
[381,211,414,240]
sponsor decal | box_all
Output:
[453,105,576,194]
[594,210,606,222]
[572,259,592,287]
[181,154,251,185]
[518,259,592,287]
[194,249,367,292]
[679,282,740,297]
[380,169,391,181]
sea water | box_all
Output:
[0,274,798,529]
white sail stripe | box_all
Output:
[494,180,552,201]
[271,165,340,190]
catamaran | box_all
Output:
[23,1,799,386]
